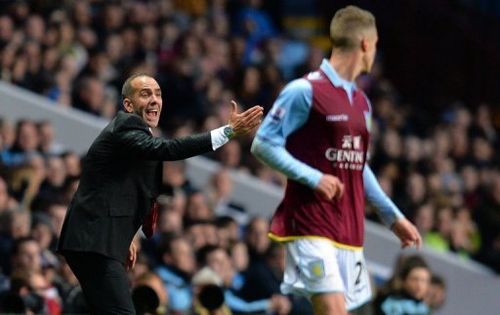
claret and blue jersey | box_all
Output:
[251,59,404,249]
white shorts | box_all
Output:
[281,238,372,311]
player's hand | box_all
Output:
[269,295,291,315]
[228,100,264,137]
[126,241,137,271]
[392,218,422,249]
[315,174,344,200]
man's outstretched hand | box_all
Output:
[392,218,422,249]
[228,100,264,137]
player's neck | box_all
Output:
[329,53,361,82]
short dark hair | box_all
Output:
[399,255,430,280]
[196,244,224,267]
[11,236,38,256]
[157,233,184,257]
[121,73,151,99]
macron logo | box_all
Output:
[326,114,349,122]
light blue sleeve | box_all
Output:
[363,165,405,227]
[224,290,270,312]
[251,78,323,189]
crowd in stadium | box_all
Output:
[0,0,498,314]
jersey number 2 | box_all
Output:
[354,261,363,286]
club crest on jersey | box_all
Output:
[269,106,286,123]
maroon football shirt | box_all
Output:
[269,70,371,248]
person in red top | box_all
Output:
[251,5,421,315]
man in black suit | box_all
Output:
[57,73,263,314]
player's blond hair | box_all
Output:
[330,5,376,52]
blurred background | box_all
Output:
[0,0,499,314]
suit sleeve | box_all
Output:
[114,115,213,161]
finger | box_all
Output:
[414,231,422,249]
[241,105,263,117]
[330,184,337,200]
[401,240,411,248]
[336,182,345,199]
[242,109,264,125]
[317,189,330,201]
[249,120,262,130]
[231,100,238,114]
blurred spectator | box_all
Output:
[185,190,214,222]
[215,216,240,249]
[475,173,500,272]
[155,234,195,314]
[0,210,31,275]
[0,118,16,151]
[229,241,249,274]
[30,213,58,269]
[191,267,230,315]
[133,272,168,314]
[186,220,219,251]
[37,121,64,157]
[373,255,432,315]
[0,176,11,214]
[198,244,290,315]
[239,242,313,315]
[11,236,41,274]
[424,274,447,312]
[61,151,81,178]
[1,119,40,167]
[424,207,453,253]
[206,169,249,224]
[245,217,270,263]
[54,258,88,314]
[72,76,105,116]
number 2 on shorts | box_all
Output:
[354,261,363,286]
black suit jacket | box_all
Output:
[58,111,213,261]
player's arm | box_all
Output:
[364,164,421,248]
[363,165,404,226]
[251,79,322,187]
[251,79,343,199]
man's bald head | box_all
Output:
[121,73,153,99]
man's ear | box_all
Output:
[123,98,133,113]
[360,37,369,53]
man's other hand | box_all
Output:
[392,218,422,249]
[315,174,344,200]
[229,100,264,137]
[126,241,137,271]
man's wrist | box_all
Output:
[211,125,232,150]
[223,125,235,139]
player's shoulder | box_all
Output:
[303,70,326,82]
[282,77,313,96]
[356,89,372,113]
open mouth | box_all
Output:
[145,109,159,120]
